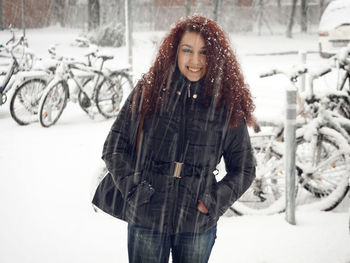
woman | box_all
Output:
[93,15,256,263]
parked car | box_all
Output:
[318,0,350,58]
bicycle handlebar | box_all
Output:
[337,46,350,65]
[259,69,277,78]
[5,35,26,58]
[259,66,307,82]
[12,35,25,48]
[49,46,106,66]
[327,44,350,68]
[308,65,332,80]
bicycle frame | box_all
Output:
[0,57,19,105]
[67,61,106,101]
[337,67,350,91]
[0,34,33,105]
[333,44,350,91]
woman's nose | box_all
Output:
[190,52,201,65]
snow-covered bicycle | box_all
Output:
[0,34,34,107]
[0,28,56,126]
[9,46,108,126]
[38,51,132,127]
[231,64,350,216]
[9,57,57,125]
[330,45,350,118]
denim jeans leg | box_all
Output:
[171,224,217,263]
[128,223,171,263]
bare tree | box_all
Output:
[213,0,222,23]
[186,0,191,16]
[286,0,298,38]
[277,0,282,24]
[88,0,100,31]
[301,0,307,32]
[52,0,65,27]
[277,0,281,9]
[21,0,25,35]
[0,0,3,30]
[254,0,273,35]
[115,0,124,24]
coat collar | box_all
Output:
[170,67,205,102]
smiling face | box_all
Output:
[177,31,207,82]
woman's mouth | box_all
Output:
[187,67,201,73]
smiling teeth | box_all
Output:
[189,67,200,72]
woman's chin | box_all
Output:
[184,74,202,82]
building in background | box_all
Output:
[1,0,53,29]
[0,0,333,33]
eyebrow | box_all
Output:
[181,44,206,50]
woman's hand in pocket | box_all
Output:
[197,200,208,214]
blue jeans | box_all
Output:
[127,223,217,263]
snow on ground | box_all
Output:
[0,27,350,263]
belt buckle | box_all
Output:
[173,162,183,178]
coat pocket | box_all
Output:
[92,172,126,220]
[127,180,155,208]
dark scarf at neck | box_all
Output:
[170,67,205,101]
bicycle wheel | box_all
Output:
[39,80,68,127]
[231,134,292,215]
[95,71,133,118]
[296,127,350,209]
[326,93,350,119]
[109,71,133,94]
[10,78,47,125]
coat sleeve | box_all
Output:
[201,120,256,217]
[101,90,142,199]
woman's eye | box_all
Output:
[200,50,207,55]
[182,49,192,53]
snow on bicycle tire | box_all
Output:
[96,71,132,118]
[295,127,350,210]
[231,133,294,216]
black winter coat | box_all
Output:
[92,75,256,234]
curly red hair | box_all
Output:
[132,15,255,128]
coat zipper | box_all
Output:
[171,82,190,233]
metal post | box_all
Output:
[21,0,26,36]
[299,50,307,92]
[285,87,297,225]
[125,0,133,75]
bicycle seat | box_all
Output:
[98,55,114,61]
[48,66,56,74]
